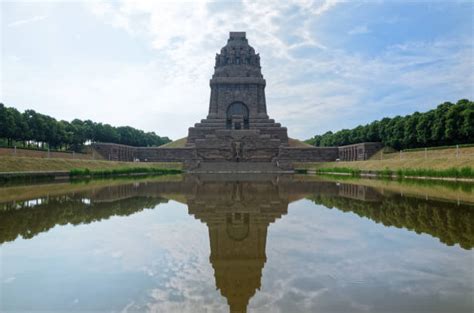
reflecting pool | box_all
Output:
[0,175,473,313]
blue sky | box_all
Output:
[1,0,473,140]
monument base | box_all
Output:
[186,161,293,173]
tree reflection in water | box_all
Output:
[0,175,472,312]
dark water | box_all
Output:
[0,175,472,313]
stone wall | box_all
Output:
[92,142,384,170]
[91,143,196,163]
[278,147,339,162]
[136,147,196,162]
[211,83,266,119]
[91,143,137,161]
[338,142,383,161]
[193,129,282,163]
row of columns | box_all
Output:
[112,147,136,161]
[339,146,361,161]
[338,184,366,200]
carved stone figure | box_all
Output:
[232,141,243,161]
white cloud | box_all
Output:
[78,0,347,138]
[7,15,47,27]
[3,276,16,284]
[2,0,472,140]
[348,25,370,35]
[82,0,472,139]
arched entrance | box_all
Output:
[226,102,249,130]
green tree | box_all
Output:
[415,112,432,146]
[0,105,17,146]
[460,106,474,141]
[1,104,171,150]
[403,112,420,148]
[307,99,473,150]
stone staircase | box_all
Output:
[191,162,291,173]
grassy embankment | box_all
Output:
[0,155,182,173]
[69,167,181,178]
[158,137,188,148]
[0,156,182,177]
[295,146,474,179]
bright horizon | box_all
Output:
[2,0,473,140]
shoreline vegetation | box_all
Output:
[69,167,182,178]
[295,167,474,182]
[0,167,183,184]
[0,156,183,183]
[295,145,474,181]
[1,145,473,182]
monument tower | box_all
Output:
[185,32,290,171]
[207,31,269,121]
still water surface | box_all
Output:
[0,175,472,313]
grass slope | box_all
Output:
[296,146,474,172]
[298,158,474,171]
[158,137,188,148]
[0,156,182,173]
[288,138,314,148]
[69,167,181,177]
[370,146,474,161]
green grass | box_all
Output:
[380,168,393,177]
[396,167,473,178]
[313,167,362,177]
[309,166,474,179]
[158,137,188,148]
[296,146,474,173]
[294,168,308,174]
[288,138,315,148]
[69,167,182,178]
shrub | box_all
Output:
[312,166,474,179]
[70,167,181,178]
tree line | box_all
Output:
[306,99,474,150]
[0,103,171,151]
[0,194,168,244]
[309,192,473,249]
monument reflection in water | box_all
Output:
[187,176,290,313]
[0,175,472,312]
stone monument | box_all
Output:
[185,32,290,171]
